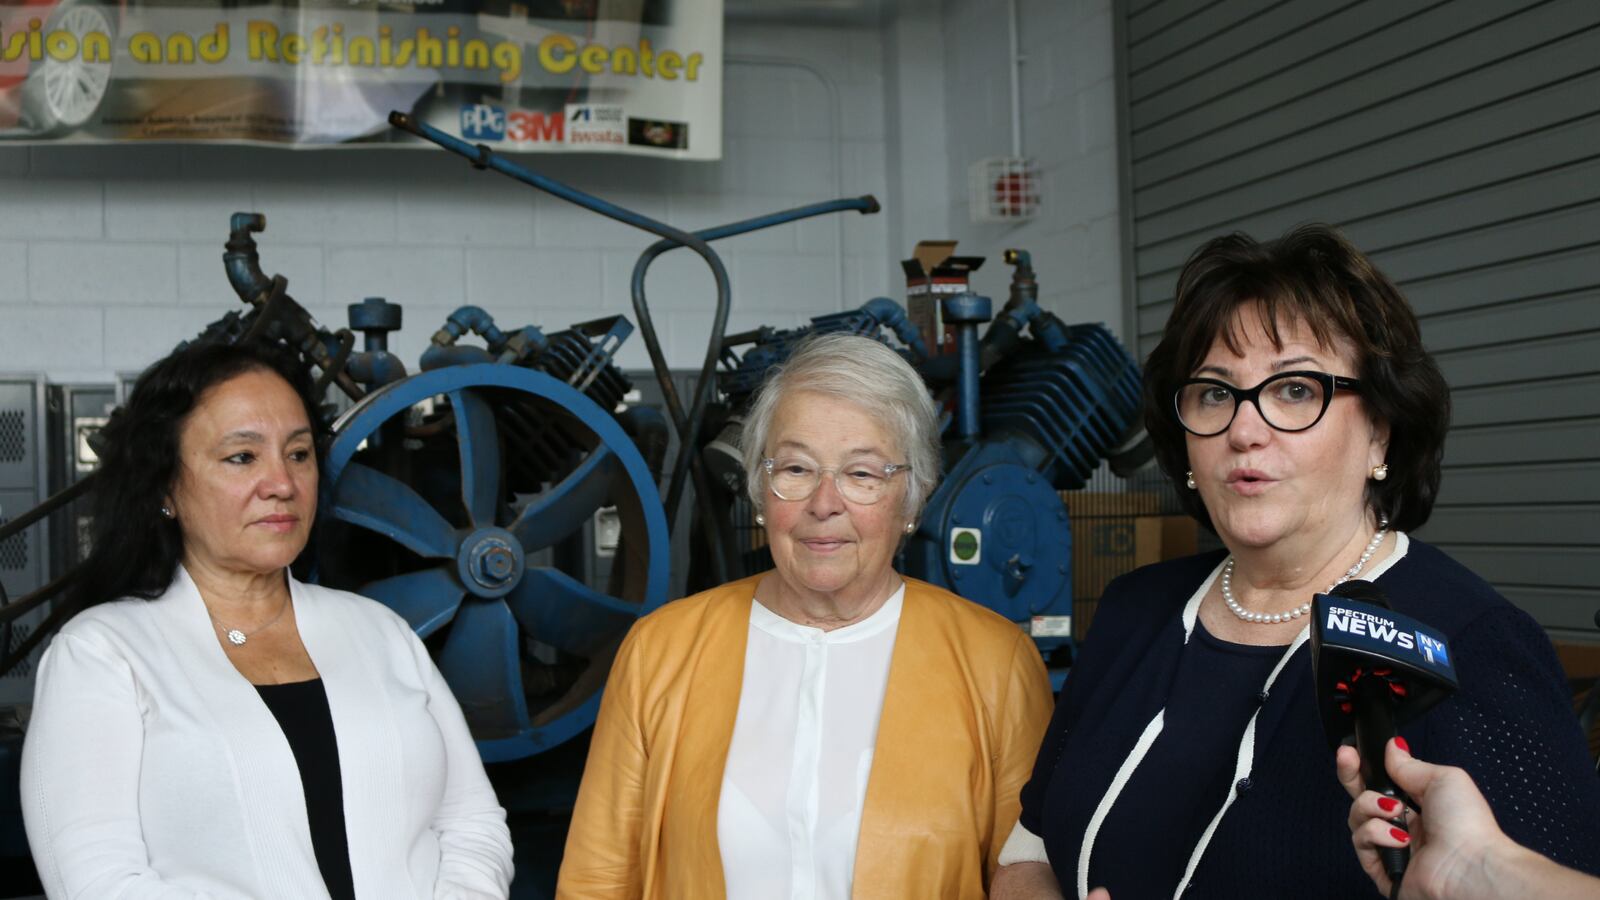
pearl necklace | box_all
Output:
[1220,517,1390,625]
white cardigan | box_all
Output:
[20,566,514,899]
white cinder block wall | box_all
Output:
[0,21,895,382]
[935,0,1123,337]
[0,6,1122,383]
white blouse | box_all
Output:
[20,567,513,899]
[717,585,906,900]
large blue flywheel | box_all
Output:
[314,364,669,762]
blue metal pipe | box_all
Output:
[223,213,273,303]
[941,293,993,442]
[440,306,510,352]
[859,296,930,362]
[627,195,880,445]
[344,352,409,386]
[623,196,879,584]
[957,328,982,440]
[421,345,496,371]
[390,112,734,578]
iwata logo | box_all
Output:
[460,104,506,141]
[564,103,626,145]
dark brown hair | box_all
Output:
[1141,224,1450,534]
[70,341,325,608]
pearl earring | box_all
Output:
[754,513,765,526]
[160,506,174,519]
[1185,471,1196,490]
[905,521,916,535]
[1371,463,1389,481]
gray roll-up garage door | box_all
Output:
[1115,0,1600,639]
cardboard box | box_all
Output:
[901,240,985,356]
[1070,510,1198,640]
[1060,490,1165,519]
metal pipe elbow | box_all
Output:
[860,297,930,362]
[223,212,272,303]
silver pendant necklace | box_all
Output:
[1220,517,1390,625]
[208,593,291,646]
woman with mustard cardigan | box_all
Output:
[557,334,1053,899]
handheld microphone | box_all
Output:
[1310,580,1459,890]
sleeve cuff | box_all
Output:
[997,820,1049,866]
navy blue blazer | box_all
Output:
[1019,538,1600,898]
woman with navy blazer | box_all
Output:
[991,225,1600,899]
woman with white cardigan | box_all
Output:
[20,341,514,899]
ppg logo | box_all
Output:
[460,104,506,140]
[1417,632,1450,667]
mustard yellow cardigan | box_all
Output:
[557,574,1054,899]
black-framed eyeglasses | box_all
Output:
[1174,370,1363,437]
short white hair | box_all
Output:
[741,333,941,520]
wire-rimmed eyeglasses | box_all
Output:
[761,456,910,505]
[1174,370,1363,437]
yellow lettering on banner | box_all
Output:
[82,29,110,62]
[129,31,160,63]
[462,37,486,70]
[165,32,195,63]
[656,49,680,80]
[610,45,635,75]
[328,22,344,64]
[310,26,328,63]
[281,33,302,64]
[197,23,227,63]
[638,37,653,76]
[445,25,459,67]
[538,32,574,74]
[578,43,605,74]
[415,27,441,67]
[27,16,41,60]
[377,25,392,65]
[491,41,520,82]
[1,24,31,63]
[44,31,75,62]
[685,52,702,81]
[348,35,374,67]
[248,20,278,61]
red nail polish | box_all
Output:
[1390,827,1410,843]
[1378,797,1399,813]
[1393,736,1410,753]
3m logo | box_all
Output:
[460,104,505,140]
[508,110,563,142]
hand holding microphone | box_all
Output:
[1310,580,1460,896]
[1337,739,1600,900]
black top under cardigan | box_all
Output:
[1019,538,1600,899]
[256,679,357,900]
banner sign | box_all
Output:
[0,0,722,158]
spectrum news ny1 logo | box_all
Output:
[459,103,564,143]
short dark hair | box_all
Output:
[70,341,325,608]
[1141,224,1450,534]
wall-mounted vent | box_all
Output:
[0,410,26,463]
[0,517,29,571]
